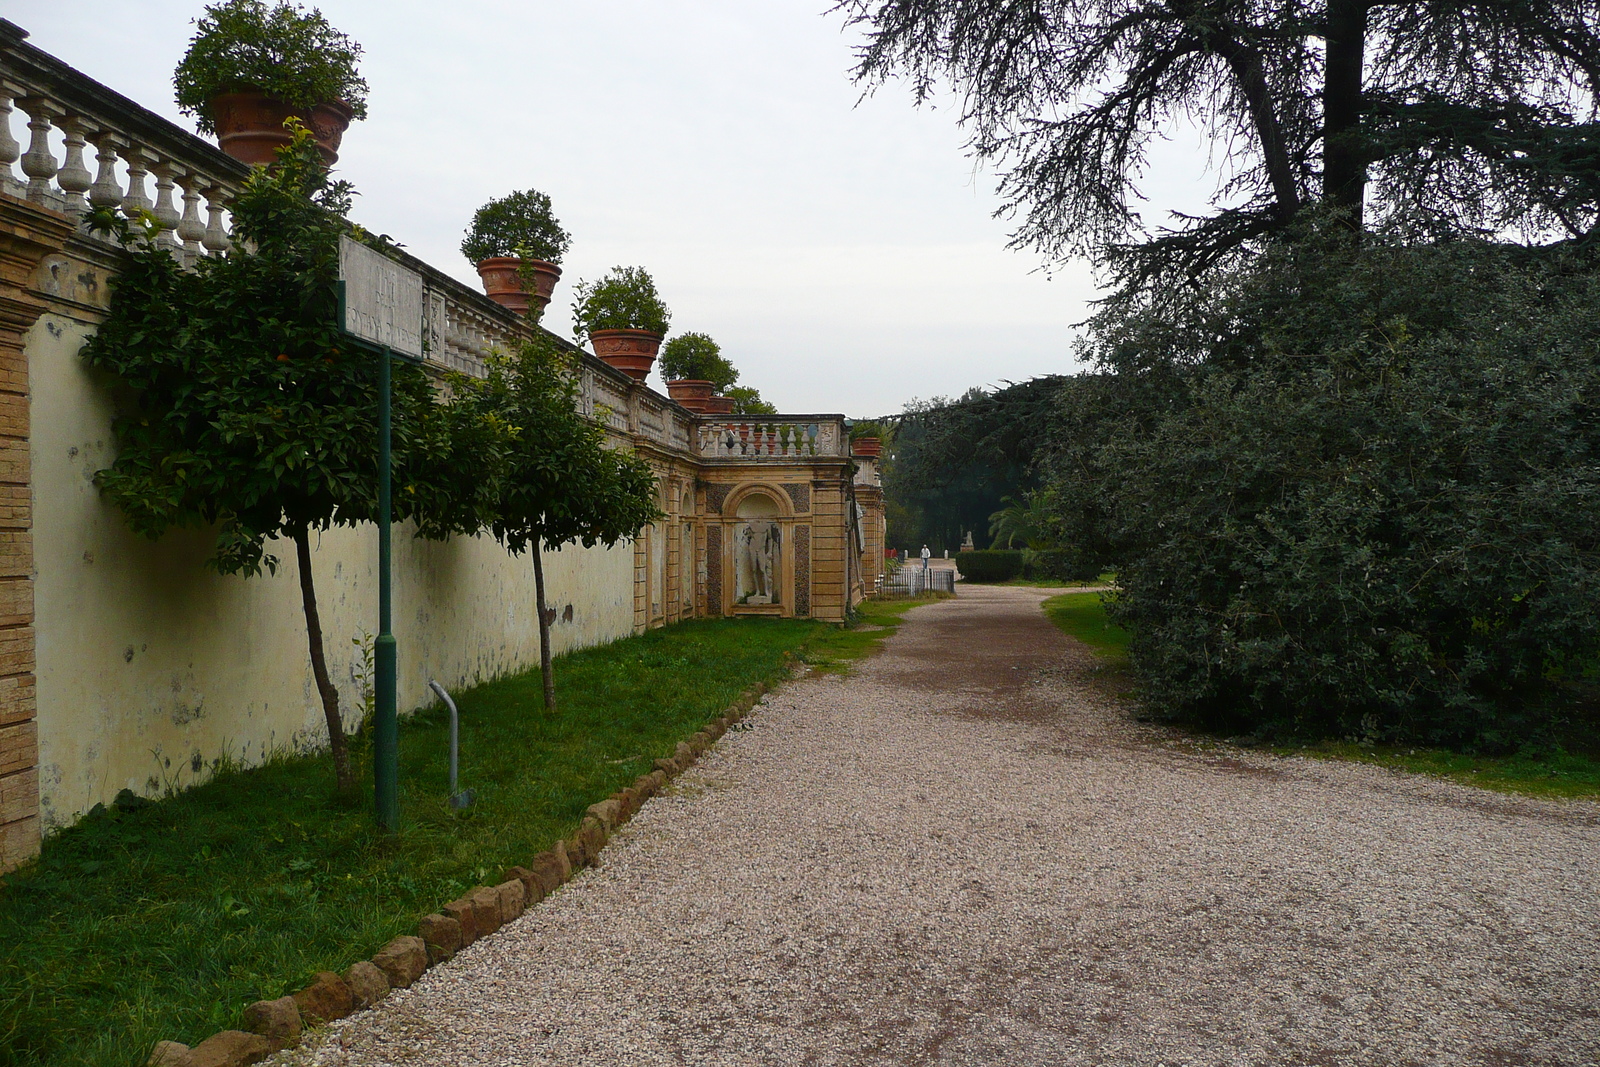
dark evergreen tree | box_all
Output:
[835,1,1600,293]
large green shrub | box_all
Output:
[460,189,571,265]
[570,266,671,343]
[659,331,737,389]
[174,0,369,135]
[1047,227,1600,750]
[1022,548,1098,583]
[955,549,1023,583]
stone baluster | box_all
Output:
[175,172,206,265]
[55,115,93,219]
[0,96,19,189]
[17,97,57,204]
[150,161,180,252]
[200,185,231,256]
[88,133,124,215]
[119,145,151,226]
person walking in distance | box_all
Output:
[921,544,931,572]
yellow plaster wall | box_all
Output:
[29,312,634,830]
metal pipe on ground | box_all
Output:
[428,680,474,809]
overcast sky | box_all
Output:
[12,1,1209,417]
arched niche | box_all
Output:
[733,490,783,606]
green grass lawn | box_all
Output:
[1041,590,1130,664]
[1037,591,1600,800]
[0,598,938,1067]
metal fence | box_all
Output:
[875,566,957,597]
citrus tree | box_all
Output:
[82,126,498,793]
[464,335,662,711]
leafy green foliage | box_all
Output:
[882,377,1063,551]
[459,189,572,266]
[836,0,1600,296]
[988,491,1057,549]
[659,331,738,390]
[452,334,662,708]
[467,336,661,559]
[1021,548,1099,583]
[570,265,671,342]
[80,125,498,789]
[724,385,777,415]
[954,549,1022,583]
[1043,227,1600,750]
[81,126,479,578]
[174,0,369,135]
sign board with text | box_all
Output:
[338,235,427,359]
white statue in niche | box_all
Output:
[734,493,782,605]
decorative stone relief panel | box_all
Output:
[704,482,731,515]
[781,483,810,512]
[795,524,811,617]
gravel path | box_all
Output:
[281,585,1600,1066]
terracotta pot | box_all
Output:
[475,257,561,316]
[851,436,883,458]
[666,379,715,412]
[476,257,527,314]
[210,92,353,166]
[589,328,663,381]
[702,395,735,415]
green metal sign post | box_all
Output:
[337,237,429,832]
[373,342,398,830]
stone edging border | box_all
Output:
[146,677,779,1067]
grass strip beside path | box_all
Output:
[1041,590,1130,663]
[0,598,937,1067]
[1039,591,1600,800]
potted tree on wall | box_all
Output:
[659,331,738,413]
[174,0,369,166]
[461,189,573,318]
[571,266,672,380]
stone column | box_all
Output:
[0,192,72,873]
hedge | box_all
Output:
[956,549,1023,582]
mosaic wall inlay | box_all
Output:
[705,525,723,616]
[794,524,811,617]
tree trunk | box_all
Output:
[532,545,556,711]
[295,526,353,792]
[1323,0,1369,226]
[1219,41,1302,222]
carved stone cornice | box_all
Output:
[0,192,73,336]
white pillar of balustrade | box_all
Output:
[18,97,58,204]
[88,133,124,214]
[176,173,206,265]
[55,116,93,219]
[201,186,231,256]
[151,162,180,252]
[119,145,151,225]
[0,96,19,188]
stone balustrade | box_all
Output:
[1,16,851,471]
[0,19,249,265]
[697,418,848,460]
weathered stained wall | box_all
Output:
[30,309,633,830]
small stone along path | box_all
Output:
[281,585,1600,1066]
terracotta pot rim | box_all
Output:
[665,378,714,387]
[588,327,666,340]
[476,256,563,271]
